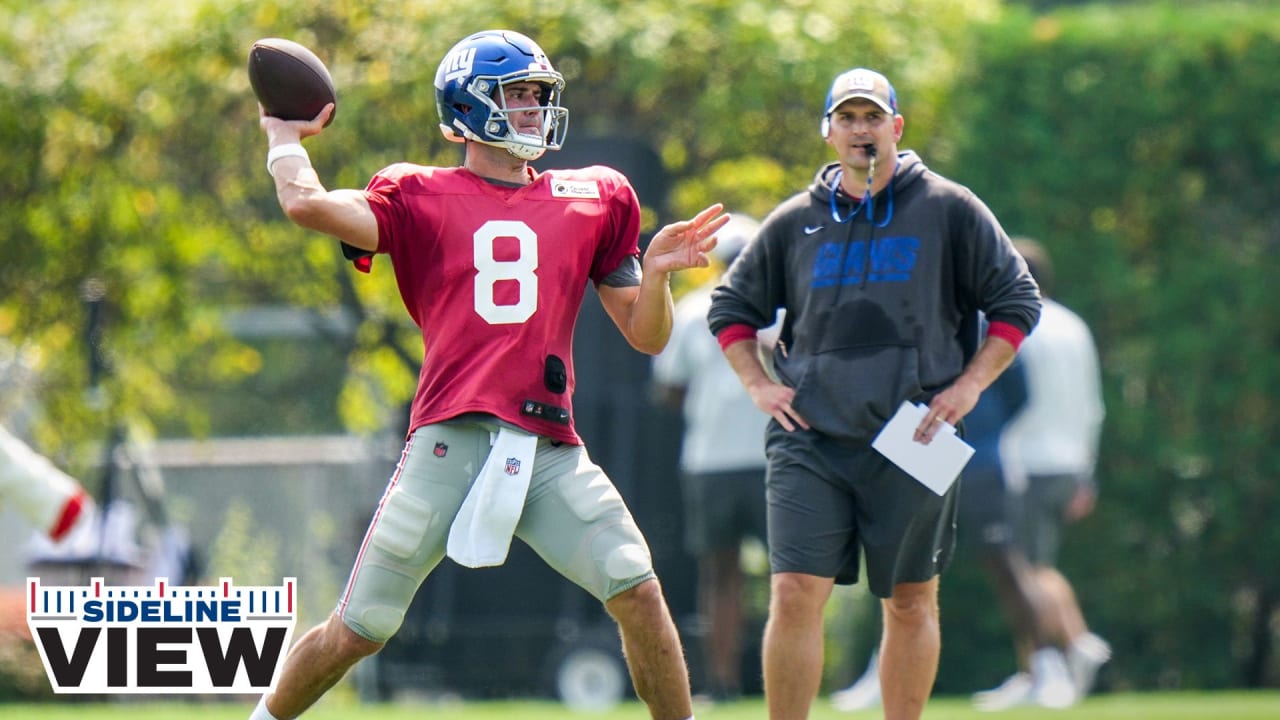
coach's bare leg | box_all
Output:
[761,572,835,720]
[878,578,941,720]
[605,578,693,720]
[263,612,383,719]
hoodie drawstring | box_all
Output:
[827,162,897,228]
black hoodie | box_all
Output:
[708,151,1041,444]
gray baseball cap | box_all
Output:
[824,68,898,116]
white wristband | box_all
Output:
[266,143,310,178]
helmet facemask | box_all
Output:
[463,72,568,160]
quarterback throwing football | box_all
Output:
[252,29,725,720]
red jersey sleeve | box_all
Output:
[363,164,419,262]
[586,169,642,285]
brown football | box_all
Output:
[248,38,336,126]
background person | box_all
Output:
[652,214,772,702]
[961,348,1077,711]
[251,29,729,720]
[0,338,94,544]
[0,424,93,544]
[1000,237,1111,700]
[708,67,1040,720]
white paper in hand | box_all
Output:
[871,401,974,495]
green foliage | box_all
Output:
[0,633,54,701]
[942,2,1280,691]
[204,497,283,584]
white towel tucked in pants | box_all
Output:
[446,426,538,568]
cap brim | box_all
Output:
[826,92,894,115]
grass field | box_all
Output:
[4,691,1278,720]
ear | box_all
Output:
[894,114,905,141]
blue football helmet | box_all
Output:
[435,30,569,160]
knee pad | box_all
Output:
[603,542,652,582]
[593,526,655,600]
[344,603,406,644]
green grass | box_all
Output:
[4,691,1278,720]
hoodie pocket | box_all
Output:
[779,343,925,444]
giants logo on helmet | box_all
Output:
[440,46,476,85]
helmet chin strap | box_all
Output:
[451,123,547,161]
[501,135,547,160]
[504,144,545,161]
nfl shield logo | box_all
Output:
[504,457,521,476]
[434,442,448,458]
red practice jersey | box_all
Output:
[362,164,642,444]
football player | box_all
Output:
[252,29,726,720]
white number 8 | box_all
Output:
[473,220,538,325]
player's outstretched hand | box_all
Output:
[259,102,335,143]
[643,203,730,275]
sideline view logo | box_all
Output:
[26,576,296,694]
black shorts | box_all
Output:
[764,425,958,598]
[956,465,1021,552]
[681,467,768,556]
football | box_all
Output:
[248,38,336,126]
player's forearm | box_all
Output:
[263,128,328,228]
[272,163,324,214]
[623,270,675,355]
[267,158,378,252]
